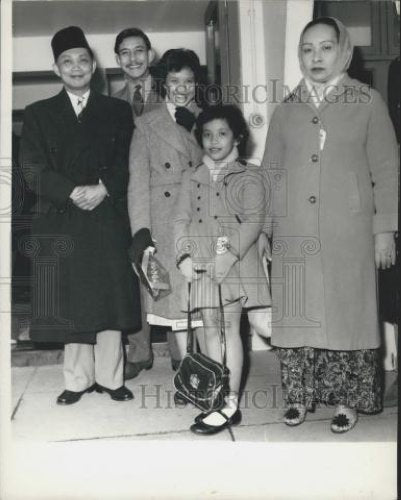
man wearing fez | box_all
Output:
[113,28,182,380]
[20,26,141,405]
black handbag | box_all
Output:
[173,282,229,412]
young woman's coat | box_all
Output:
[263,76,398,350]
[128,104,203,319]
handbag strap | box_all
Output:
[218,284,227,367]
[186,281,195,354]
[186,281,227,367]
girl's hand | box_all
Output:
[178,256,194,282]
[375,232,396,269]
[214,252,238,284]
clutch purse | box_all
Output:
[133,249,171,301]
[173,282,229,412]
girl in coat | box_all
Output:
[175,105,271,434]
[128,49,204,380]
[263,17,398,432]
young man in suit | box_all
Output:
[113,27,161,117]
[20,26,141,405]
[113,28,182,379]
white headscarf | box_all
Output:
[298,17,353,80]
[298,17,353,104]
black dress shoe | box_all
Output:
[124,355,153,380]
[95,384,134,401]
[190,409,242,435]
[171,359,181,371]
[173,392,188,407]
[57,385,96,405]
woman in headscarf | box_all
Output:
[263,17,398,433]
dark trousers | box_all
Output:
[126,287,181,363]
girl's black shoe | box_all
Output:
[190,409,242,435]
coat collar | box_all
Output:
[52,88,102,123]
[286,74,355,114]
[147,103,200,157]
[191,158,247,185]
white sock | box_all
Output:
[202,395,238,426]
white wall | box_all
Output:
[238,0,268,164]
[284,0,313,92]
[238,0,288,163]
[13,31,206,72]
[13,31,206,110]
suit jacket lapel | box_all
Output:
[113,83,130,104]
[145,88,163,113]
[53,88,78,127]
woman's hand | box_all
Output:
[214,252,238,284]
[375,232,396,269]
[178,256,194,282]
[70,183,108,211]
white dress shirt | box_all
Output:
[66,89,91,116]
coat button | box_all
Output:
[197,183,201,188]
[199,219,202,223]
[197,196,201,200]
[164,191,171,198]
[311,154,319,162]
[308,195,317,204]
[165,162,171,169]
[214,215,218,219]
[312,116,319,124]
[197,207,200,211]
[188,161,193,167]
[216,192,220,197]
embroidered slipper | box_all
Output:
[283,404,307,426]
[330,405,358,433]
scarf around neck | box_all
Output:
[203,146,239,182]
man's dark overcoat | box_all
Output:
[20,89,141,343]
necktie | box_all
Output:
[132,84,144,116]
[77,97,85,122]
[175,106,196,132]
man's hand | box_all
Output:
[375,232,396,269]
[70,183,108,211]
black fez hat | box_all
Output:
[51,26,92,60]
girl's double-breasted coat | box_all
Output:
[128,104,203,319]
[263,76,398,351]
[174,159,271,310]
[20,89,141,343]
